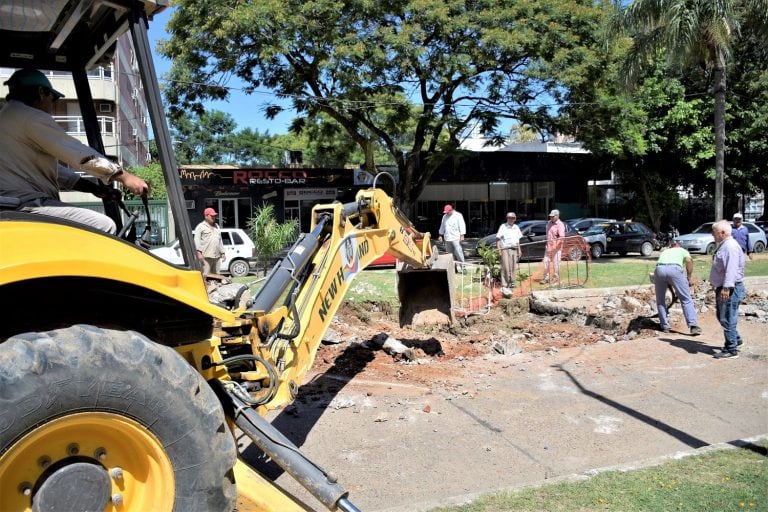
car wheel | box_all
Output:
[706,243,716,255]
[640,241,654,257]
[590,243,603,259]
[567,245,583,261]
[228,258,250,277]
[0,326,237,512]
[753,241,765,253]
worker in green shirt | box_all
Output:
[653,241,701,335]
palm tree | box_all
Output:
[615,0,768,221]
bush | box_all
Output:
[246,204,299,271]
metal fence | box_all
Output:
[78,199,170,245]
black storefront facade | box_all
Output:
[179,165,373,232]
[179,151,606,238]
[414,151,607,237]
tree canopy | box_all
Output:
[160,0,605,212]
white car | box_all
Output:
[151,228,257,277]
[675,221,767,255]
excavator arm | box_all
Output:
[243,185,454,411]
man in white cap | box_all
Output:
[0,68,148,233]
[541,209,564,284]
[495,212,523,295]
[194,207,225,275]
[438,203,466,273]
[731,213,752,260]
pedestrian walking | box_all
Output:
[709,220,746,359]
[653,241,701,335]
[438,204,466,273]
[541,209,564,284]
[194,207,225,275]
[731,213,752,260]
[496,212,523,296]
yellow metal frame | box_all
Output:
[0,220,237,323]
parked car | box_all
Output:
[567,217,616,234]
[675,222,767,255]
[151,228,257,277]
[475,220,588,261]
[581,221,656,258]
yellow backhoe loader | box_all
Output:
[0,2,454,510]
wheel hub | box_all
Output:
[33,461,111,512]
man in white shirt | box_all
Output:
[496,212,523,295]
[438,204,466,273]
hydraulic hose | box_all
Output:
[210,380,360,511]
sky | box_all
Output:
[147,8,295,135]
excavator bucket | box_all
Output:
[397,254,456,327]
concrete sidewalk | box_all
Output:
[259,280,768,512]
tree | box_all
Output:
[725,17,768,219]
[126,162,167,200]
[614,0,768,221]
[160,0,605,213]
[171,110,238,164]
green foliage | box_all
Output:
[125,162,166,200]
[430,440,768,511]
[160,0,606,211]
[246,203,299,264]
[476,241,500,281]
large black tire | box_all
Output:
[640,241,654,257]
[706,243,717,255]
[0,325,236,512]
[590,243,603,259]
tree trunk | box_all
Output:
[713,51,727,221]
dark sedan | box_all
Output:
[476,220,588,261]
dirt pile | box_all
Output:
[317,285,768,389]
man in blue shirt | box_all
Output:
[731,213,752,260]
[709,220,746,359]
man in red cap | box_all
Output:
[194,207,225,275]
[0,68,148,233]
[438,203,466,273]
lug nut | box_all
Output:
[67,443,80,456]
[18,482,32,496]
[111,493,123,506]
[110,467,124,480]
[94,447,107,461]
[38,455,52,469]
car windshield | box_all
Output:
[691,223,714,234]
[583,224,609,235]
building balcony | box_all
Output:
[53,116,118,160]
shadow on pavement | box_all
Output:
[555,364,709,449]
[240,341,375,480]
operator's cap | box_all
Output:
[443,204,453,214]
[4,68,64,99]
[204,207,218,217]
[548,209,560,217]
[733,212,743,220]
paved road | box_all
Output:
[250,279,768,512]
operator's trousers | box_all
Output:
[500,247,519,288]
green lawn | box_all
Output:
[429,440,768,512]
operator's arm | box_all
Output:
[57,165,121,199]
[458,213,466,241]
[24,107,148,194]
